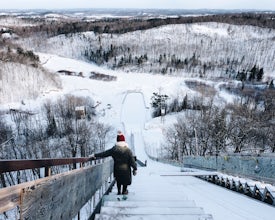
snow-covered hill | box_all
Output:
[0,61,61,104]
[1,52,275,220]
[1,11,274,220]
[0,13,274,158]
[24,22,275,79]
[37,53,199,126]
[0,53,237,155]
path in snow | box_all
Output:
[120,92,275,220]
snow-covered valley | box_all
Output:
[1,10,274,160]
[1,9,275,220]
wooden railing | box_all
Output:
[0,157,114,219]
[0,157,91,178]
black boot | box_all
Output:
[117,183,122,195]
[122,185,128,195]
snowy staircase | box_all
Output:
[94,166,214,220]
[95,191,213,220]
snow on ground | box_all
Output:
[2,53,274,219]
[38,53,194,130]
[119,89,275,220]
[192,23,229,38]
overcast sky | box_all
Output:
[1,0,275,10]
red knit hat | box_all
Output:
[117,131,125,142]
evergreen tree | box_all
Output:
[182,94,188,110]
[236,69,246,81]
[257,68,264,81]
[249,65,257,81]
[151,92,169,117]
[46,117,57,137]
[269,80,274,89]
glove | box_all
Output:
[133,170,137,176]
[89,154,96,160]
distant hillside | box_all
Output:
[0,61,61,104]
[1,11,274,103]
[1,11,274,37]
[0,48,61,105]
[25,22,275,80]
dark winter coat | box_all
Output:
[95,141,137,185]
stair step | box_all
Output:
[103,193,188,202]
[95,213,213,220]
[100,206,205,215]
[103,200,196,207]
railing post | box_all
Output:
[77,211,80,220]
[45,166,51,177]
[93,195,96,210]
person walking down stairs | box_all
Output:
[90,131,137,195]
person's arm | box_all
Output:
[89,147,113,160]
[128,149,137,174]
[95,148,113,158]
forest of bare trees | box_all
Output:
[2,11,274,82]
[23,20,274,83]
[0,95,113,187]
[162,87,275,159]
[0,10,274,186]
[2,12,274,38]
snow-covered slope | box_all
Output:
[116,77,275,220]
[0,53,240,161]
[37,54,195,129]
[25,22,275,78]
[0,61,61,104]
[1,49,274,220]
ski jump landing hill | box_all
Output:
[103,91,275,220]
